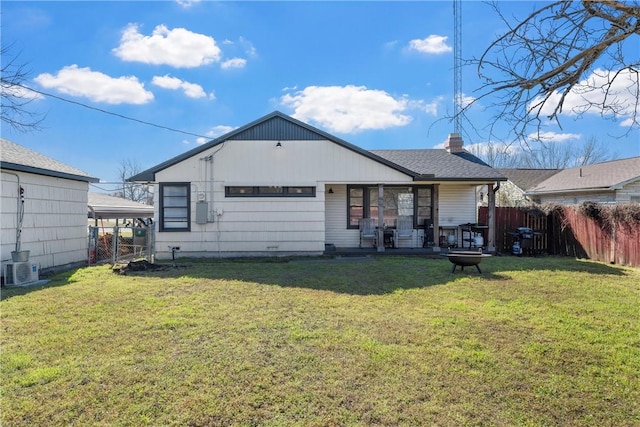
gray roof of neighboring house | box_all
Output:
[496,168,561,191]
[526,157,640,195]
[88,192,154,219]
[130,111,505,183]
[371,149,506,181]
[1,138,98,182]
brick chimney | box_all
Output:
[444,133,464,153]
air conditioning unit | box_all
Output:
[4,262,39,286]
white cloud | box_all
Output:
[34,65,153,104]
[221,58,247,70]
[410,96,444,116]
[206,125,235,138]
[239,36,257,57]
[456,93,475,108]
[526,131,581,143]
[421,100,439,116]
[531,68,638,124]
[152,74,214,99]
[113,23,221,68]
[408,35,452,54]
[193,125,236,145]
[280,85,413,134]
[175,0,201,8]
[620,117,634,127]
[383,40,399,50]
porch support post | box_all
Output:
[487,182,499,253]
[432,184,440,252]
[377,184,385,252]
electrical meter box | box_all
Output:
[196,201,209,224]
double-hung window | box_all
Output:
[160,183,190,231]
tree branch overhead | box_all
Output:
[466,0,639,142]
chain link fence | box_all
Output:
[88,226,155,265]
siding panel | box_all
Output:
[153,138,413,257]
[1,171,89,271]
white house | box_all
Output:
[130,112,506,259]
[1,138,99,277]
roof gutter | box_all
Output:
[1,161,99,183]
[525,186,613,196]
[414,176,507,183]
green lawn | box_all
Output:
[2,256,639,426]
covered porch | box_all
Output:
[324,180,500,254]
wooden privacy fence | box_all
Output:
[478,206,549,255]
[479,205,640,267]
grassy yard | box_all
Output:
[1,255,639,426]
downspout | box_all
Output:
[199,142,226,223]
[2,171,24,253]
[199,142,226,256]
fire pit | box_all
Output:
[444,250,491,273]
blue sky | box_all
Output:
[2,1,639,187]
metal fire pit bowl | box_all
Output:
[444,250,491,273]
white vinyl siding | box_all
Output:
[438,184,478,247]
[1,171,89,270]
[438,185,478,226]
[152,139,413,258]
[325,185,356,248]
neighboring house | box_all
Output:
[486,168,561,206]
[130,111,506,259]
[1,138,99,274]
[526,157,640,205]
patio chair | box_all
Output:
[359,218,377,248]
[394,216,413,248]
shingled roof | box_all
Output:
[370,149,506,181]
[527,157,640,195]
[1,138,98,182]
[497,168,561,191]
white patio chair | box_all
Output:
[394,216,413,248]
[359,218,377,248]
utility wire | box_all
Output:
[6,81,213,140]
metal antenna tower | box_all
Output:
[453,0,462,134]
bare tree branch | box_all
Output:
[0,45,46,132]
[463,0,639,142]
[470,135,612,169]
[114,159,152,204]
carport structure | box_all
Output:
[88,192,153,225]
